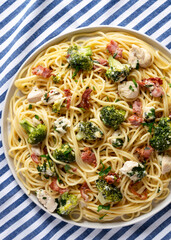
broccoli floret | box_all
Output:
[96,179,122,203]
[52,74,61,83]
[37,157,56,177]
[127,164,146,182]
[53,144,75,163]
[20,119,47,144]
[76,121,104,141]
[67,45,93,75]
[57,192,78,215]
[100,106,126,130]
[106,56,131,82]
[150,117,171,151]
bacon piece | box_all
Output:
[151,87,164,98]
[80,182,90,201]
[133,99,142,116]
[130,183,148,200]
[64,89,72,109]
[128,115,143,126]
[93,58,108,70]
[136,146,153,160]
[137,78,164,97]
[32,65,52,78]
[105,172,121,184]
[50,179,68,194]
[81,147,97,166]
[31,153,40,164]
[78,88,92,110]
[106,40,123,58]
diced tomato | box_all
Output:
[31,153,39,164]
[128,115,144,126]
[106,40,123,58]
[80,182,90,201]
[81,147,97,166]
[50,179,68,194]
[32,65,52,78]
[78,88,92,110]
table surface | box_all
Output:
[0,0,171,240]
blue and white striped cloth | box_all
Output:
[0,1,171,239]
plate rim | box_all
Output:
[2,25,171,229]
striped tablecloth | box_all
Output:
[0,1,171,239]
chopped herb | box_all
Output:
[97,204,110,212]
[113,53,117,59]
[93,60,100,64]
[115,99,120,102]
[168,83,171,88]
[43,197,47,199]
[61,63,64,66]
[93,86,96,91]
[35,115,39,120]
[72,66,79,79]
[129,85,134,92]
[157,187,161,193]
[130,104,133,109]
[136,60,139,69]
[132,79,137,88]
[99,214,107,220]
[74,79,78,82]
[145,84,154,88]
[142,122,155,133]
[28,104,32,109]
[99,162,111,177]
[127,136,130,142]
[79,107,86,112]
[106,96,110,102]
[40,154,51,160]
[64,164,73,174]
[167,94,170,97]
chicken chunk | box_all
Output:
[128,44,152,68]
[27,87,44,103]
[36,189,57,212]
[118,81,139,99]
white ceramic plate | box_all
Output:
[2,26,171,229]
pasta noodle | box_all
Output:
[8,31,171,222]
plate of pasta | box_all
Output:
[2,26,171,228]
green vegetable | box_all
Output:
[144,108,155,122]
[57,192,78,215]
[100,106,126,130]
[28,104,32,109]
[96,179,122,203]
[97,204,110,212]
[37,158,56,177]
[52,74,61,83]
[53,143,75,163]
[150,117,171,151]
[76,121,103,141]
[106,56,131,82]
[64,164,73,174]
[20,119,47,144]
[135,60,139,70]
[35,115,39,120]
[99,162,111,177]
[67,45,93,76]
[112,138,124,148]
[99,214,107,220]
[127,164,146,182]
[142,122,155,133]
[129,85,134,92]
[132,79,138,88]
